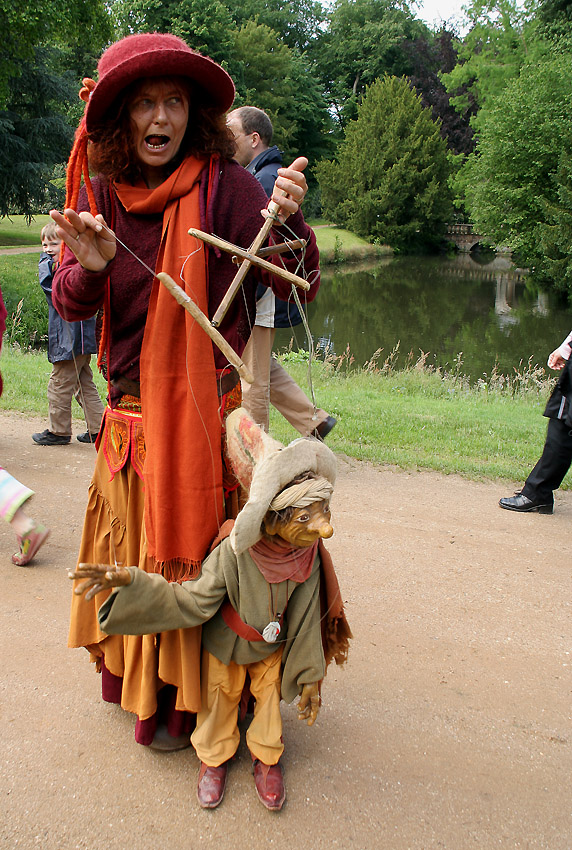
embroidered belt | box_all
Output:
[111,367,240,400]
[101,405,146,481]
[220,600,284,642]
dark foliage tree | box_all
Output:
[403,29,476,155]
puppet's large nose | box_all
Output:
[309,516,333,540]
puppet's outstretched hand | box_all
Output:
[69,563,132,601]
[297,682,321,726]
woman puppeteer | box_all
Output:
[52,32,321,750]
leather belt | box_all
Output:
[111,367,239,400]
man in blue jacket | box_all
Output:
[32,223,104,446]
[226,106,336,441]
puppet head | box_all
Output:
[225,408,336,554]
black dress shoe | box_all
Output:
[32,429,71,446]
[311,415,337,441]
[499,493,553,514]
[77,431,99,443]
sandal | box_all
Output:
[12,522,51,567]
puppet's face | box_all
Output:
[264,500,333,548]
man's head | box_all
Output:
[227,106,273,167]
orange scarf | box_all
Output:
[114,156,223,579]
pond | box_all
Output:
[274,253,572,382]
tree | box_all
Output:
[0,0,111,217]
[440,0,533,127]
[317,75,453,250]
[460,53,572,272]
[403,28,476,155]
[232,22,334,174]
[314,0,429,125]
[228,0,325,51]
[116,0,239,73]
[539,149,572,298]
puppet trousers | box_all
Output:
[192,646,284,767]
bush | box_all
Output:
[0,254,48,347]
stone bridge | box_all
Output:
[445,223,484,252]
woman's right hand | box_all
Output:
[50,208,117,272]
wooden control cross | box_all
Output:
[188,184,311,328]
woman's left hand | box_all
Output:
[264,156,308,225]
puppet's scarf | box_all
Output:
[114,156,222,579]
[249,537,318,584]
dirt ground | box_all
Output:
[1,409,570,850]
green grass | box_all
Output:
[267,353,565,487]
[313,223,392,264]
[0,214,52,248]
[0,346,107,415]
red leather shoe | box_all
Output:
[197,761,228,809]
[252,760,285,810]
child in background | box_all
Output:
[32,224,104,446]
[0,469,50,565]
[0,287,50,565]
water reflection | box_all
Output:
[274,253,572,381]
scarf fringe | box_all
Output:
[148,556,202,583]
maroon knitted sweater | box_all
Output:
[53,158,320,406]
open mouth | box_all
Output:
[145,134,170,150]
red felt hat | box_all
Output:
[85,32,235,132]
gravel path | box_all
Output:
[1,409,570,850]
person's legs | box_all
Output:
[74,354,104,435]
[522,418,572,502]
[47,360,76,436]
[240,326,273,431]
[268,357,329,436]
[500,417,572,512]
[0,468,50,565]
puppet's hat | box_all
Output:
[226,408,337,554]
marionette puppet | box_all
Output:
[70,407,351,812]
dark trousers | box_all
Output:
[522,417,572,503]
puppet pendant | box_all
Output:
[262,621,281,643]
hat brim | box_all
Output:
[86,49,235,132]
[230,437,337,555]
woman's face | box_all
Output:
[128,78,189,186]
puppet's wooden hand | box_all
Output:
[297,682,321,726]
[68,563,132,601]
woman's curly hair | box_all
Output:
[87,76,236,183]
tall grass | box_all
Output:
[269,343,561,485]
[1,339,560,485]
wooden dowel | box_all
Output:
[157,272,254,384]
[232,239,306,264]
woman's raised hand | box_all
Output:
[265,156,309,225]
[50,208,117,272]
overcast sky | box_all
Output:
[415,0,469,32]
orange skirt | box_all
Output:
[67,440,203,721]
